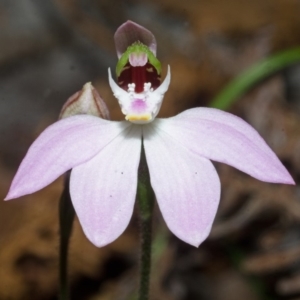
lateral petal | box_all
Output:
[70,125,142,247]
[155,108,294,184]
[5,116,130,200]
[143,124,221,247]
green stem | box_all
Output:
[137,142,155,300]
[59,172,75,300]
[210,47,300,110]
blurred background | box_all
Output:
[0,0,300,299]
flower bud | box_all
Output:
[59,82,110,120]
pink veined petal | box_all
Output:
[155,108,295,185]
[143,124,221,247]
[5,116,131,200]
[70,125,142,247]
[114,20,157,58]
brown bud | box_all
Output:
[59,82,110,120]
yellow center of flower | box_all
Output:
[125,113,152,122]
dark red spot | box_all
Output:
[118,62,161,93]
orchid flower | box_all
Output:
[5,21,294,248]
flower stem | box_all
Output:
[137,143,155,300]
[58,172,75,300]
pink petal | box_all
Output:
[143,125,221,247]
[70,125,142,247]
[5,116,130,200]
[114,20,157,58]
[155,108,295,184]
